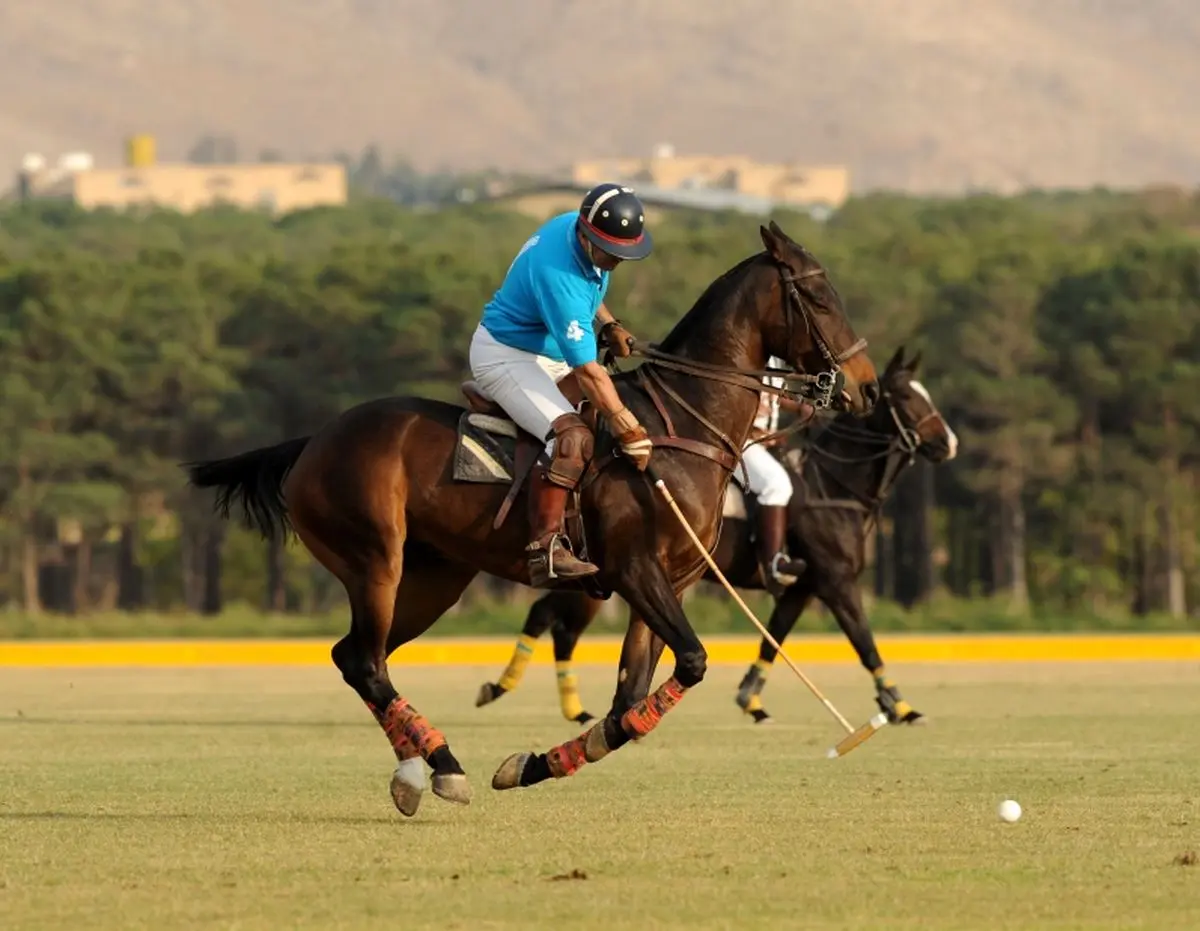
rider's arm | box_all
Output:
[594,303,617,328]
[573,361,625,418]
[533,269,651,467]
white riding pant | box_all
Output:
[736,443,794,507]
[468,323,574,456]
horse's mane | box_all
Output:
[655,251,768,353]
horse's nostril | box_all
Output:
[863,381,881,408]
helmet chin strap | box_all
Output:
[583,237,614,272]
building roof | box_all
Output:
[484,182,835,220]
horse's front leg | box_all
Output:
[736,581,812,723]
[492,560,701,790]
[549,594,606,724]
[609,610,668,723]
[475,590,569,708]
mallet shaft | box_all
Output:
[650,475,855,735]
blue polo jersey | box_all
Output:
[480,211,609,367]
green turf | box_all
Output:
[2,662,1198,930]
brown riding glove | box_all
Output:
[599,319,636,359]
[609,407,652,471]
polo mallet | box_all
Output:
[646,468,887,758]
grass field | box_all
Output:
[2,662,1198,930]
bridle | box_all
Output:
[603,257,871,487]
[623,262,867,412]
[776,266,868,411]
[802,383,945,518]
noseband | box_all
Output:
[802,386,947,517]
[777,266,869,410]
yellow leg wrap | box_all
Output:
[872,666,896,690]
[497,634,538,692]
[753,657,773,678]
[556,661,585,721]
[745,693,764,713]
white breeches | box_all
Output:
[468,324,575,456]
[737,443,794,507]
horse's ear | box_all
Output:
[760,223,785,261]
[884,345,905,377]
[907,349,923,374]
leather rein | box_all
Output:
[593,262,868,489]
[801,388,939,522]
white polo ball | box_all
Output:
[997,799,1022,823]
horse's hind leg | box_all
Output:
[330,545,477,816]
[819,575,923,725]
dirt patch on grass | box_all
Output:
[549,869,588,882]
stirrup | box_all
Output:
[769,552,803,588]
[526,533,597,587]
[525,537,557,587]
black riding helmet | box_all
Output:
[577,183,653,261]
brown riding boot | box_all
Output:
[757,504,806,590]
[525,467,599,588]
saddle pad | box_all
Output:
[453,411,520,484]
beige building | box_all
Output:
[571,149,850,211]
[16,136,347,215]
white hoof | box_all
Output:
[389,758,426,818]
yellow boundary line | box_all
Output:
[1,635,1199,667]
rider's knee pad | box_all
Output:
[545,413,594,489]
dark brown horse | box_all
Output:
[476,346,958,727]
[184,221,878,816]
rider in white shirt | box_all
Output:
[734,355,809,591]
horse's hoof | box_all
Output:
[475,682,505,708]
[876,689,924,726]
[571,711,596,725]
[431,772,472,806]
[492,752,532,791]
[749,709,774,724]
[389,762,425,818]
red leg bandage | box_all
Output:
[620,677,688,738]
[370,698,447,759]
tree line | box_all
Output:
[1,186,1198,623]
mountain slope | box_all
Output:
[2,0,1198,193]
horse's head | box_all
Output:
[877,346,958,463]
[759,221,879,416]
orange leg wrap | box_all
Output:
[546,733,590,779]
[368,698,445,760]
[620,676,688,738]
[542,677,688,780]
[365,700,419,761]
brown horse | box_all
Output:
[184,221,878,816]
[476,345,958,727]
